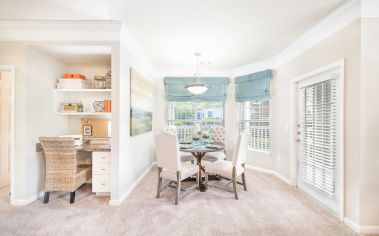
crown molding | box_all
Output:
[272,0,360,68]
[231,0,361,77]
[162,0,362,78]
[0,20,121,42]
[232,58,274,77]
[0,19,160,77]
[159,67,233,78]
[120,25,160,78]
[0,0,372,79]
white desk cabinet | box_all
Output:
[92,151,110,194]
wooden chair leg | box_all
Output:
[232,167,238,200]
[242,172,247,191]
[196,171,200,188]
[43,192,50,204]
[70,191,75,204]
[204,172,208,189]
[175,171,181,205]
[157,167,162,198]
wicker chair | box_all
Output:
[39,137,92,204]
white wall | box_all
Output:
[110,33,156,203]
[0,43,70,201]
[153,77,166,135]
[360,17,379,227]
[24,47,70,197]
[273,20,361,223]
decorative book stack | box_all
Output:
[57,74,91,89]
[104,99,112,112]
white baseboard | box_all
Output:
[109,162,156,206]
[273,171,292,185]
[360,225,379,234]
[344,217,360,233]
[344,217,379,234]
[245,165,291,185]
[11,191,44,206]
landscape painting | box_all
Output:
[130,68,153,136]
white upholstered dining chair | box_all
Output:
[203,126,227,162]
[204,131,248,200]
[155,132,199,204]
[161,126,194,163]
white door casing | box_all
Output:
[289,60,344,220]
[0,71,11,188]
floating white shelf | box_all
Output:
[56,112,111,116]
[53,88,112,116]
[54,89,111,92]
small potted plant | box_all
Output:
[77,102,84,113]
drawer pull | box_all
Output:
[102,157,106,159]
[102,183,106,186]
[101,168,106,170]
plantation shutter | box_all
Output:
[298,79,337,198]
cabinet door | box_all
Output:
[93,162,110,175]
[92,175,110,193]
[93,151,110,163]
[92,151,110,193]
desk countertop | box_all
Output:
[78,144,111,152]
[36,143,111,152]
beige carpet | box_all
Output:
[0,167,357,236]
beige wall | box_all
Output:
[273,20,361,223]
[360,17,379,226]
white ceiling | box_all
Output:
[118,0,345,69]
[1,0,346,69]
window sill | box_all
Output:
[248,150,272,157]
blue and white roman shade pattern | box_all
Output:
[234,69,272,102]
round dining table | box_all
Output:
[180,143,225,192]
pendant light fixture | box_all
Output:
[185,52,208,95]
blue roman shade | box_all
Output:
[235,69,272,102]
[164,77,230,102]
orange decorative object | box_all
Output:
[62,74,85,80]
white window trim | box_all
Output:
[248,150,272,156]
[237,99,270,154]
[289,59,345,221]
[167,101,226,127]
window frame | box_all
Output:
[237,99,271,155]
[167,101,225,128]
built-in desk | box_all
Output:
[78,143,111,152]
[37,142,111,195]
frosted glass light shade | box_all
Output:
[185,84,208,95]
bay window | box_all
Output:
[168,101,224,142]
[237,99,270,153]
